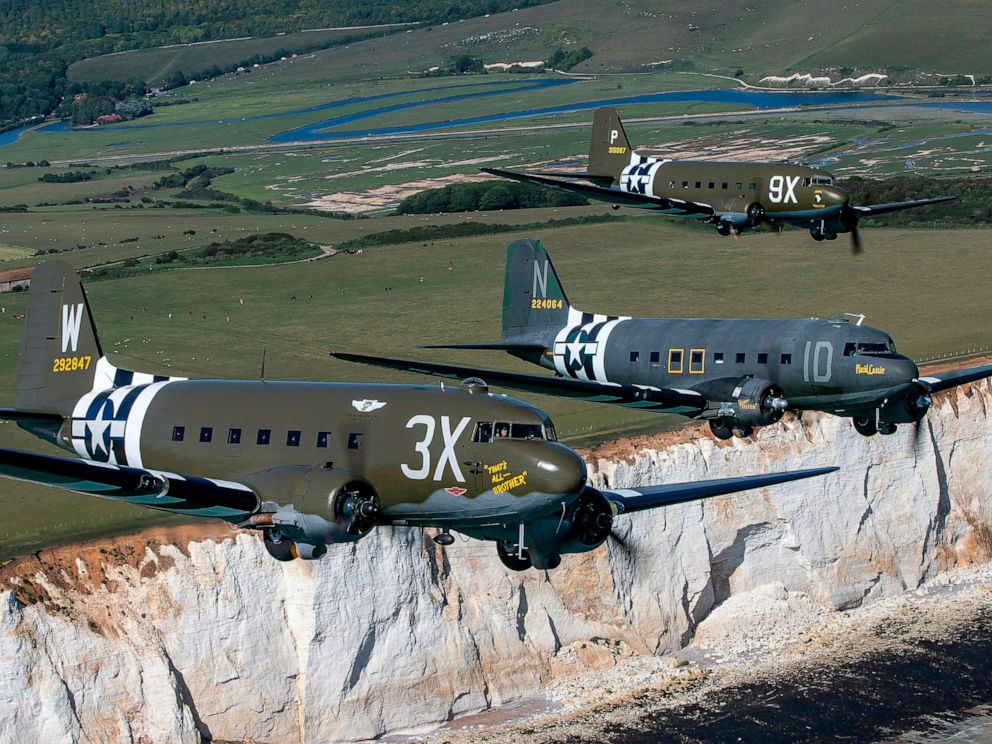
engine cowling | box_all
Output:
[720,377,788,427]
[245,467,380,558]
[880,380,933,424]
[525,487,617,558]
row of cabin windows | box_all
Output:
[668,177,832,190]
[168,422,555,449]
[171,426,357,449]
[671,180,757,191]
[629,349,793,373]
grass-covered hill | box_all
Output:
[0,0,552,129]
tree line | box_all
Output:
[0,0,553,129]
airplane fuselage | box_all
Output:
[47,380,585,527]
[619,159,848,228]
[526,311,919,417]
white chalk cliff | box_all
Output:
[1,382,990,742]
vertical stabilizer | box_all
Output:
[16,261,105,414]
[587,107,632,181]
[502,239,572,344]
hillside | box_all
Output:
[0,0,552,128]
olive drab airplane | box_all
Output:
[481,107,956,252]
[335,239,992,441]
[0,262,834,572]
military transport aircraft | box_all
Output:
[335,239,992,441]
[481,107,956,251]
[0,262,833,572]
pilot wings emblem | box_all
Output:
[352,399,387,413]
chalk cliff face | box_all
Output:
[1,382,990,743]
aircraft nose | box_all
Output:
[535,443,588,496]
[894,355,921,382]
[822,185,848,207]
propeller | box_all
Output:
[839,204,863,255]
[850,225,863,255]
[606,525,638,562]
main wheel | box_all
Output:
[810,228,825,242]
[709,418,734,440]
[735,425,755,438]
[878,421,897,435]
[264,533,296,562]
[852,416,877,437]
[497,540,532,571]
[716,223,732,237]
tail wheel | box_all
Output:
[497,540,532,571]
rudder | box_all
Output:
[17,261,105,414]
[587,107,632,181]
[501,239,572,344]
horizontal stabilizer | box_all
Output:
[919,362,992,394]
[332,352,706,412]
[604,467,839,514]
[855,195,957,217]
[529,171,617,186]
[0,446,258,521]
[0,408,65,425]
[420,342,547,352]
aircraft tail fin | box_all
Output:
[587,107,632,181]
[16,261,109,415]
[501,239,573,345]
[14,261,180,417]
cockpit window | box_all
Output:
[845,341,894,356]
[494,422,511,439]
[812,177,833,186]
[544,423,558,442]
[511,423,544,440]
[473,422,493,443]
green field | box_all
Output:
[67,26,395,85]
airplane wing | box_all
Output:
[919,361,992,394]
[480,167,715,216]
[603,467,839,514]
[0,446,258,522]
[332,352,707,413]
[854,195,957,217]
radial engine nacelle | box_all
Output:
[242,467,380,560]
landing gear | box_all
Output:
[433,529,455,546]
[735,425,755,438]
[810,227,838,242]
[497,540,532,571]
[852,416,877,436]
[878,421,897,435]
[709,418,734,440]
[746,202,765,227]
[716,223,732,237]
[263,533,296,562]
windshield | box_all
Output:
[844,341,896,356]
[474,421,545,441]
